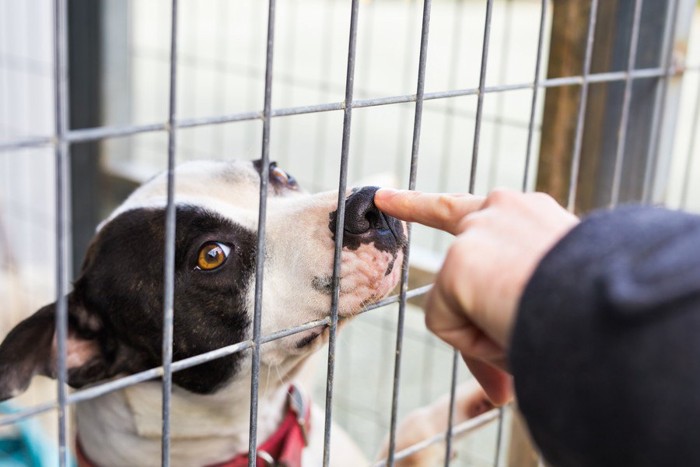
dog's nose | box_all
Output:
[344,186,386,235]
[330,186,405,251]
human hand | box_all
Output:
[374,189,579,404]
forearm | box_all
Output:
[510,205,700,466]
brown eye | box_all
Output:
[196,242,231,271]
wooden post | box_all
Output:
[535,0,590,209]
[537,0,672,214]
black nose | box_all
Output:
[329,186,405,251]
[344,186,385,234]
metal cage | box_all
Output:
[1,0,700,466]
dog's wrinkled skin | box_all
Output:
[0,159,406,466]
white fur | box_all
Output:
[77,376,288,466]
[76,160,403,466]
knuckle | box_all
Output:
[436,193,461,219]
[456,210,486,233]
[485,188,516,206]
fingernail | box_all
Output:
[374,188,398,200]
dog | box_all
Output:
[0,159,408,466]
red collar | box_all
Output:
[76,385,311,467]
[209,385,311,467]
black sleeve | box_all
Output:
[509,205,700,467]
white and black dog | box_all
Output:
[0,159,407,466]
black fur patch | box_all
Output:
[73,205,256,394]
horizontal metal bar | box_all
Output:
[129,44,700,110]
[364,284,433,312]
[178,111,262,128]
[0,65,690,153]
[70,367,167,404]
[0,284,433,427]
[272,102,344,117]
[68,122,167,142]
[0,136,53,151]
[0,401,58,426]
[373,406,502,467]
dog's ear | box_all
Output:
[0,304,56,400]
[0,297,118,401]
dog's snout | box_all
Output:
[344,187,386,234]
[329,186,405,252]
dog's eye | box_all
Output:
[270,163,298,189]
[196,242,231,271]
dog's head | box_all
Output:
[0,159,406,399]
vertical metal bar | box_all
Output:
[444,351,460,466]
[493,406,505,466]
[468,0,494,193]
[312,0,336,191]
[249,0,276,464]
[351,0,375,184]
[487,0,514,189]
[386,1,432,465]
[323,0,360,464]
[161,0,179,465]
[52,0,71,464]
[642,0,680,203]
[680,80,700,208]
[522,0,547,192]
[432,0,464,252]
[396,0,418,184]
[446,0,494,464]
[610,0,643,207]
[566,0,599,212]
[490,2,514,455]
[184,3,199,157]
[278,0,297,165]
[246,0,263,151]
[216,0,230,155]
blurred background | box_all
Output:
[2,0,700,465]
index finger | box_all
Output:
[374,189,486,235]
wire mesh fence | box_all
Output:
[1,0,700,466]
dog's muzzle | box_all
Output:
[329,186,405,252]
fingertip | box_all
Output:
[374,188,411,210]
[374,187,398,203]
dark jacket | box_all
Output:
[510,206,700,467]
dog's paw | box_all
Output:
[374,381,499,466]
